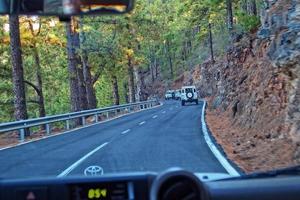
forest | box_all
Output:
[0,0,261,123]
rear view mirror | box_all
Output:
[0,0,133,16]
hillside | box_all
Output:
[159,0,300,172]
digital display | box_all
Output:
[69,182,130,200]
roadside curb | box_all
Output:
[200,100,242,176]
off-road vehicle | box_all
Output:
[165,90,174,100]
[174,89,181,100]
[181,86,198,105]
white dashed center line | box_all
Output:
[121,129,130,134]
[162,111,166,114]
[169,108,173,110]
[139,121,146,125]
[152,115,158,119]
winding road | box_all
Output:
[0,101,226,179]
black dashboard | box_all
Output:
[1,168,300,200]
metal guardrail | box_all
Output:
[0,100,159,142]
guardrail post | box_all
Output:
[46,124,51,135]
[66,120,70,130]
[82,117,86,126]
[95,114,98,122]
[19,129,25,142]
[106,112,109,119]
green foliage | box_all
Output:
[0,0,263,123]
[236,11,261,32]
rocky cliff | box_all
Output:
[194,0,300,172]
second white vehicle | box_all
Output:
[174,90,181,100]
[181,86,198,106]
[165,90,174,100]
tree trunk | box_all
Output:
[226,0,234,30]
[247,0,257,16]
[33,47,46,121]
[155,57,158,78]
[182,42,187,61]
[134,67,141,102]
[82,52,97,109]
[226,0,234,38]
[77,63,88,110]
[140,72,147,101]
[168,55,173,78]
[150,62,155,83]
[79,17,97,109]
[123,82,129,104]
[71,18,87,111]
[111,74,120,105]
[27,20,46,125]
[66,19,80,114]
[9,15,28,128]
[187,40,192,54]
[128,56,136,103]
[208,23,215,63]
[166,40,174,79]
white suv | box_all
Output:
[165,90,174,100]
[181,86,198,106]
[174,90,181,100]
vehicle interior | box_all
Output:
[0,0,300,200]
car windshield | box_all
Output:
[0,0,299,180]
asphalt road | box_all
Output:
[0,100,226,179]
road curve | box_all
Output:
[0,101,226,179]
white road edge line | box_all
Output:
[152,115,158,119]
[57,142,109,177]
[201,100,240,176]
[121,129,130,134]
[139,121,146,125]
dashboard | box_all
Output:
[0,168,300,200]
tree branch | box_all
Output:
[92,65,104,85]
[24,80,41,96]
[27,100,40,104]
[27,19,41,37]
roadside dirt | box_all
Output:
[205,97,297,173]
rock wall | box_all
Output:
[195,0,300,171]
